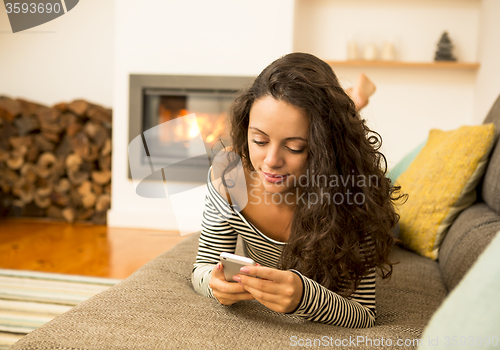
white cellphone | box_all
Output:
[220,252,255,282]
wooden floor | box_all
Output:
[0,218,189,279]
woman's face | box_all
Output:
[247,95,309,196]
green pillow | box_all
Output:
[387,139,427,183]
[418,231,500,349]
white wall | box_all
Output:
[0,0,113,108]
[294,0,481,168]
[473,0,500,124]
[107,0,296,231]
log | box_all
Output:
[41,130,61,143]
[20,163,37,184]
[7,156,24,170]
[81,192,96,209]
[48,160,65,184]
[68,99,89,117]
[84,121,108,150]
[83,144,99,162]
[61,113,83,136]
[77,180,97,209]
[77,180,92,197]
[9,135,32,149]
[36,106,58,125]
[100,138,111,156]
[34,193,51,208]
[14,115,39,135]
[0,168,18,192]
[12,178,35,204]
[36,183,53,197]
[26,143,40,164]
[55,135,73,158]
[80,160,95,174]
[36,152,57,178]
[34,134,55,152]
[0,149,9,162]
[52,102,68,113]
[91,170,111,185]
[65,153,82,173]
[69,187,81,206]
[87,105,112,124]
[16,98,45,116]
[50,191,70,207]
[98,155,111,171]
[71,132,90,159]
[68,171,88,186]
[95,194,111,212]
[77,208,95,221]
[92,183,103,196]
[0,96,21,122]
[62,207,75,223]
[0,121,17,149]
[54,178,71,193]
[47,205,64,219]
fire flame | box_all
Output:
[158,106,226,146]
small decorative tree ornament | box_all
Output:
[434,31,457,61]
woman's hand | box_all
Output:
[233,266,303,314]
[209,262,255,305]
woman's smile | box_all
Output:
[262,171,290,183]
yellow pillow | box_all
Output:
[396,124,496,260]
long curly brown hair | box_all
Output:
[222,52,406,297]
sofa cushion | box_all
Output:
[11,232,447,349]
[482,94,500,213]
[439,202,500,292]
[419,230,500,350]
[396,124,496,260]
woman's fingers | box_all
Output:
[235,267,303,313]
[210,262,254,305]
[239,284,294,313]
[238,265,293,284]
[213,290,255,303]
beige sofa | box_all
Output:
[11,95,500,349]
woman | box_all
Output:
[191,52,404,328]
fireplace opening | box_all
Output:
[143,88,235,168]
[129,75,254,183]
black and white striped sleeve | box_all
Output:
[288,269,376,328]
[191,190,238,299]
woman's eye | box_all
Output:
[252,140,266,146]
[287,147,304,154]
[252,140,304,154]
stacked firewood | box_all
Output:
[0,96,112,224]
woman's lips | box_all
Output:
[262,171,289,183]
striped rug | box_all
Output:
[0,269,121,349]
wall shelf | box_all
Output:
[325,60,480,70]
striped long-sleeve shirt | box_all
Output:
[191,166,376,328]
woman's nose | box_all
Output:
[264,145,283,169]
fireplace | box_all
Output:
[128,74,254,185]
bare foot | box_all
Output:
[346,73,376,111]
